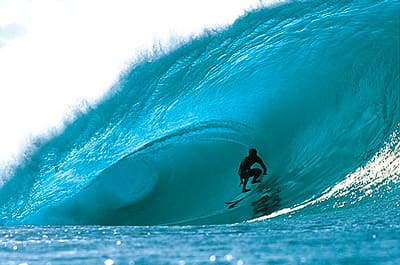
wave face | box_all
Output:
[0,0,399,225]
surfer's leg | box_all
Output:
[239,175,244,187]
[242,172,250,193]
[251,168,262,184]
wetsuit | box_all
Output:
[238,155,267,192]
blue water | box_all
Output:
[1,0,399,264]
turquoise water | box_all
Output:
[1,0,399,263]
[1,201,399,264]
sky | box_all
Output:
[0,0,281,168]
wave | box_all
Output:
[0,0,399,225]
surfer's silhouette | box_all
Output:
[238,148,267,193]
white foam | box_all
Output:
[249,129,400,222]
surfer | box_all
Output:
[238,148,267,193]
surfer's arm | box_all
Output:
[257,156,267,174]
[238,160,244,176]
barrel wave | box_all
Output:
[0,0,399,225]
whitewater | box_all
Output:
[0,0,399,264]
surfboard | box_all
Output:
[225,192,251,209]
[225,176,266,209]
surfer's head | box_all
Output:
[249,148,257,156]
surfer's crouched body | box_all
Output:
[238,148,267,193]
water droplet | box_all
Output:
[13,245,18,251]
[116,240,122,245]
[209,255,216,262]
[104,258,114,265]
[225,254,233,261]
[237,260,244,265]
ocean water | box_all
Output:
[1,0,400,264]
